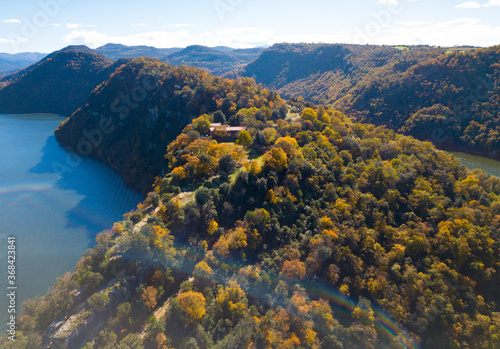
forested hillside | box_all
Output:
[235,43,500,159]
[7,101,499,348]
[232,43,444,105]
[0,46,123,115]
[336,46,500,157]
[55,57,284,192]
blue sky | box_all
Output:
[0,0,499,53]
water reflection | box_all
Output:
[0,114,143,332]
[29,134,144,240]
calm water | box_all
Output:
[452,152,500,178]
[0,114,143,331]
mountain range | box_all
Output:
[0,46,124,115]
[0,51,47,75]
[2,42,498,161]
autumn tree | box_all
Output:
[141,286,159,311]
[236,130,253,146]
[280,260,306,280]
[193,115,211,134]
[177,291,206,323]
[263,147,288,172]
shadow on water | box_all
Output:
[29,135,144,243]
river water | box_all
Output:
[451,152,500,178]
[0,114,143,332]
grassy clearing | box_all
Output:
[229,155,265,184]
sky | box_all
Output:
[0,0,499,53]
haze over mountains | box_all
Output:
[95,43,265,75]
[0,52,47,76]
[0,43,265,79]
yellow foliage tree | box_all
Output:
[244,160,262,175]
[275,136,300,158]
[301,108,317,121]
[194,261,212,277]
[263,147,288,172]
[177,291,206,323]
[236,130,253,146]
[207,220,218,235]
[216,281,247,318]
[192,115,211,134]
[172,166,187,180]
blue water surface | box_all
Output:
[0,114,143,331]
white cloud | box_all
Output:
[63,30,192,48]
[456,1,482,8]
[0,38,10,43]
[378,0,399,4]
[132,23,148,27]
[352,17,500,47]
[63,28,276,49]
[65,23,96,29]
[169,24,195,28]
[2,19,22,24]
[62,17,500,50]
[395,20,431,27]
[456,0,500,7]
[484,0,500,6]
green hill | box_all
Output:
[95,43,182,60]
[236,43,500,159]
[0,46,123,115]
[12,101,500,348]
[336,46,500,158]
[233,43,444,105]
[54,57,284,193]
[94,43,265,76]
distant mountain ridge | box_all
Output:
[0,51,47,75]
[164,45,265,75]
[95,43,265,76]
[95,43,182,60]
[0,46,125,115]
[0,43,264,115]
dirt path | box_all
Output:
[139,277,194,338]
[133,206,161,233]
